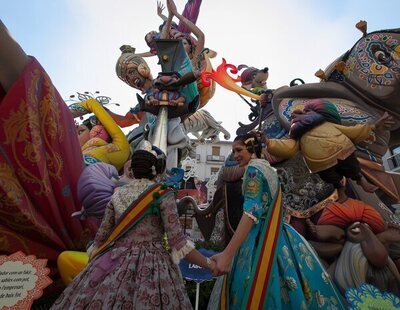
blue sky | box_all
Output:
[1,0,399,138]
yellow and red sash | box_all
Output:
[221,187,283,309]
[92,183,171,259]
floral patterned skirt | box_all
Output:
[208,223,345,309]
[51,240,192,309]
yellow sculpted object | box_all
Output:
[57,251,89,285]
[80,99,130,171]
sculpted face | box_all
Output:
[169,29,193,58]
[289,109,307,133]
[290,109,305,123]
[252,70,269,88]
[89,124,110,142]
[145,31,158,55]
[124,63,152,92]
[77,124,90,147]
[153,72,181,90]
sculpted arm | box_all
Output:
[167,0,204,59]
[266,138,299,159]
[0,20,29,91]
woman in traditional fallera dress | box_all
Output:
[52,143,216,309]
[210,132,345,309]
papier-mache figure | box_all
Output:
[116,42,199,119]
[238,65,269,95]
[264,99,394,202]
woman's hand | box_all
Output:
[208,259,218,277]
[211,252,233,276]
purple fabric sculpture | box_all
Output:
[178,0,202,34]
[73,162,120,220]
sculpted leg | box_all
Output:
[356,175,379,193]
[337,186,348,203]
[306,219,345,243]
[309,240,344,260]
[377,223,400,249]
[347,222,389,268]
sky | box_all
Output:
[1,0,399,140]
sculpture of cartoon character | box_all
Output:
[144,0,217,109]
[265,100,393,203]
[69,97,130,171]
[271,23,400,205]
[115,44,195,167]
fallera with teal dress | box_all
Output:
[220,158,345,309]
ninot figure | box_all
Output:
[264,99,394,202]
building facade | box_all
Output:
[383,146,400,173]
[192,139,233,181]
[178,140,232,241]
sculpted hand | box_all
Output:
[346,221,373,243]
[258,91,272,108]
[157,1,165,17]
[375,112,395,129]
[147,97,160,106]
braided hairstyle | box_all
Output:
[130,146,166,180]
[234,131,263,158]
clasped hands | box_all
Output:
[207,252,232,277]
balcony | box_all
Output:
[206,155,225,163]
[387,153,400,172]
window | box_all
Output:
[392,146,400,155]
[388,145,400,170]
[212,146,220,156]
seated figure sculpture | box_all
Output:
[264,99,394,202]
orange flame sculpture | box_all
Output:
[201,58,261,101]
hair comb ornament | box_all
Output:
[244,137,255,145]
[136,140,157,157]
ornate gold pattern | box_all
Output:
[2,68,64,197]
[0,229,31,254]
[284,190,338,223]
[0,67,66,239]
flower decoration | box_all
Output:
[346,283,400,309]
